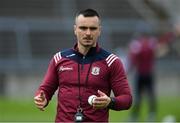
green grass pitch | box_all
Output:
[0,96,179,122]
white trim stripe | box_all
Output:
[107,55,116,64]
[108,57,118,67]
[54,55,57,63]
[58,52,61,60]
[106,54,114,61]
[106,54,118,67]
[54,52,62,64]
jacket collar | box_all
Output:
[73,43,100,57]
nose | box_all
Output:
[86,29,91,35]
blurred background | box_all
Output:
[0,0,179,122]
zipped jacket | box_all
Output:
[36,43,132,122]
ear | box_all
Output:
[74,25,77,35]
[98,26,101,36]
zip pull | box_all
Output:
[81,56,85,70]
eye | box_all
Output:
[79,26,88,30]
[89,27,97,31]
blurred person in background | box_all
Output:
[34,9,132,122]
[127,33,158,121]
[127,31,175,121]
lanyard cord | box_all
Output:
[77,61,93,108]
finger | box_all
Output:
[34,91,45,99]
[40,91,45,99]
[36,104,44,109]
[40,91,44,97]
[97,90,106,96]
[93,103,104,106]
[93,97,109,108]
[35,101,44,107]
[93,98,106,105]
[34,101,46,111]
[94,99,106,104]
[93,103,106,109]
[34,96,43,102]
[34,101,45,106]
[35,91,45,102]
[95,97,107,101]
[93,102,107,108]
[34,98,46,107]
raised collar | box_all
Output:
[73,43,100,57]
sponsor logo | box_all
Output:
[91,67,100,75]
[59,66,73,72]
[66,54,75,58]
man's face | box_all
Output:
[74,15,101,47]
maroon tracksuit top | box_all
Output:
[35,43,132,122]
[129,37,157,75]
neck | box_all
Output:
[77,43,96,55]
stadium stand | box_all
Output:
[0,0,179,98]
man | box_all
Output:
[128,34,157,121]
[34,9,132,122]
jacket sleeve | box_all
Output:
[109,57,132,110]
[35,58,59,104]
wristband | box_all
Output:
[107,97,115,109]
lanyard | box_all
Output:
[77,59,93,109]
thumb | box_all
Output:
[98,90,106,97]
[39,91,45,100]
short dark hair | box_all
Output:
[76,9,100,18]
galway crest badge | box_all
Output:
[91,67,100,75]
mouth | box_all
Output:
[83,37,93,41]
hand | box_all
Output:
[92,90,111,109]
[34,90,47,111]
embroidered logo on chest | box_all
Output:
[91,67,100,75]
[59,66,73,72]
